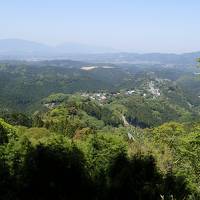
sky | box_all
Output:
[0,0,200,53]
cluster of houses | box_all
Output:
[81,92,108,101]
[81,89,140,102]
[80,81,161,103]
[148,81,161,97]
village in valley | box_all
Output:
[80,80,161,103]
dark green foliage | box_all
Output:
[42,93,69,104]
[107,154,189,200]
[0,124,9,144]
[81,100,102,119]
[162,174,190,200]
[0,118,16,144]
[2,113,32,127]
[18,143,92,200]
[81,100,122,127]
[0,153,13,200]
[32,112,44,127]
[101,107,122,127]
[0,131,190,200]
[123,95,191,127]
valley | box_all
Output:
[0,58,200,199]
[1,1,200,199]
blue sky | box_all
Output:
[0,0,200,53]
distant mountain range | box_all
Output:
[0,39,199,64]
[0,39,116,56]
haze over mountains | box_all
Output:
[0,39,116,56]
[0,39,199,65]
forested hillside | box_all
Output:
[0,60,200,199]
[0,60,200,113]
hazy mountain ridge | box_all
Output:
[0,39,199,65]
[0,39,116,56]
